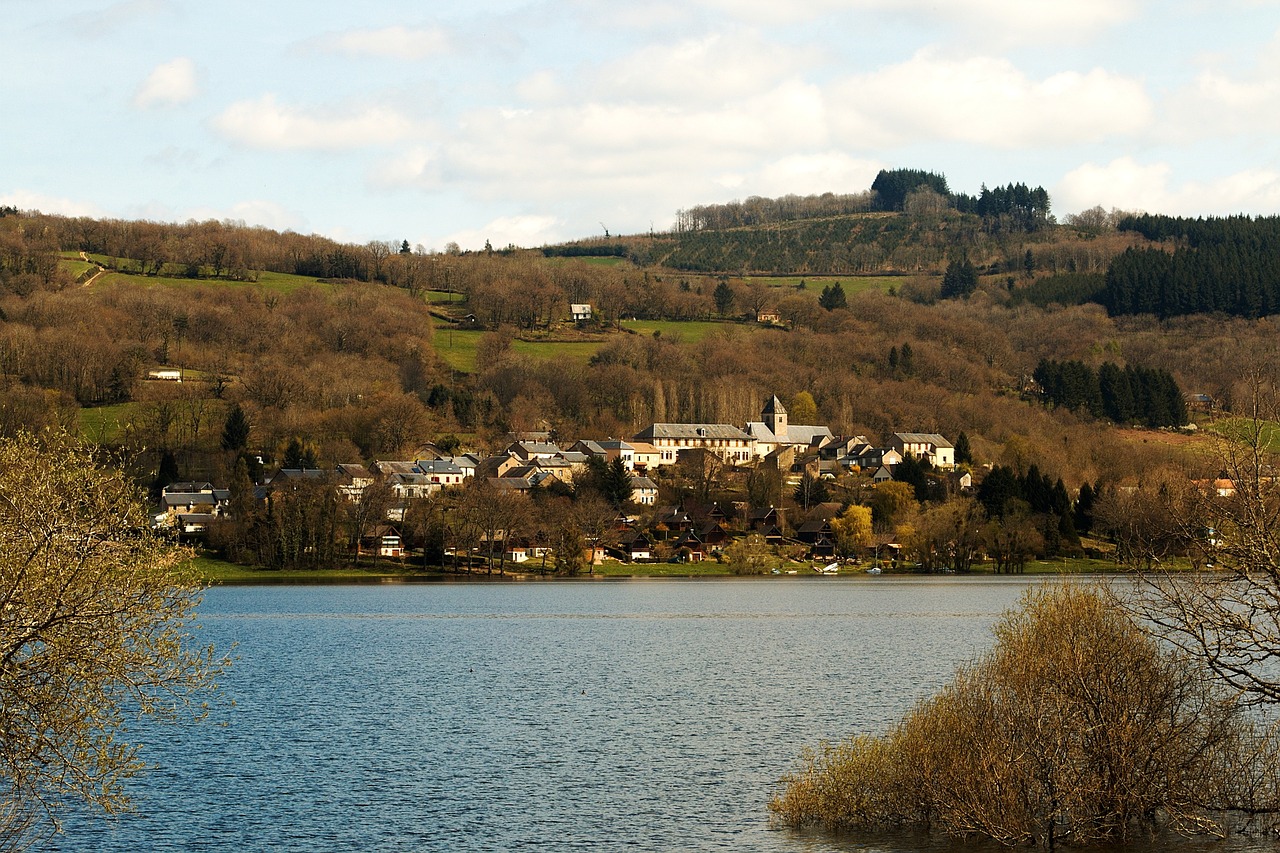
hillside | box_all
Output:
[0,196,1268,500]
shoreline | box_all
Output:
[189,554,1131,585]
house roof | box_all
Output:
[787,425,835,446]
[630,476,658,490]
[373,460,419,475]
[270,468,330,483]
[893,432,954,448]
[635,423,754,442]
[762,395,786,415]
[335,463,372,481]
[417,460,463,475]
[162,492,224,508]
[164,481,215,494]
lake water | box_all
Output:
[49,576,1272,852]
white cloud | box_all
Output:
[133,57,198,109]
[1160,31,1280,141]
[748,153,884,197]
[889,0,1137,37]
[0,189,105,218]
[591,33,808,103]
[1056,157,1280,216]
[444,214,565,251]
[306,25,450,60]
[829,51,1152,148]
[213,95,414,151]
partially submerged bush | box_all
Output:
[771,583,1280,847]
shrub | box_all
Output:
[770,583,1280,847]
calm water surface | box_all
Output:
[51,576,1270,852]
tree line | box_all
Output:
[1033,359,1187,428]
[1101,215,1280,318]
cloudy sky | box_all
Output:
[5,0,1280,250]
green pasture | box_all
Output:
[1203,417,1280,452]
[618,319,743,343]
[431,320,608,373]
[78,402,139,444]
[60,257,329,293]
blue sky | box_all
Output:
[5,0,1280,250]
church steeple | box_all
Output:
[762,395,788,441]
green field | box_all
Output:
[432,320,609,372]
[619,319,748,343]
[1203,417,1280,452]
[60,257,329,293]
[78,402,140,443]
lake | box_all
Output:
[49,576,1271,852]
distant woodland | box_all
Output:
[1,171,1277,501]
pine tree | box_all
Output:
[221,404,251,452]
[713,279,735,316]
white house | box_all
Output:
[891,433,955,469]
[570,303,593,322]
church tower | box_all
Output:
[763,395,788,442]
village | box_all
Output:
[155,395,966,572]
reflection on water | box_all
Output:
[51,577,1277,852]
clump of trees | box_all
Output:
[1034,358,1187,428]
[1101,215,1280,318]
[770,583,1280,847]
[0,432,226,848]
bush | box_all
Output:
[770,583,1280,847]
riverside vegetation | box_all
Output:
[770,583,1280,847]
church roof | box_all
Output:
[762,395,786,415]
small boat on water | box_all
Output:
[866,567,882,575]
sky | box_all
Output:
[4,0,1280,251]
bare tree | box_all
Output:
[1132,379,1280,705]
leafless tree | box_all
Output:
[1131,377,1280,705]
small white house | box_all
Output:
[147,368,182,382]
[570,303,593,322]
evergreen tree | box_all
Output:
[793,472,829,510]
[977,465,1020,519]
[283,438,317,469]
[894,454,934,503]
[221,404,251,452]
[603,458,634,509]
[940,258,978,299]
[713,279,735,316]
[153,449,180,496]
[1073,481,1097,536]
[818,282,847,311]
[954,431,972,466]
[899,342,914,376]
